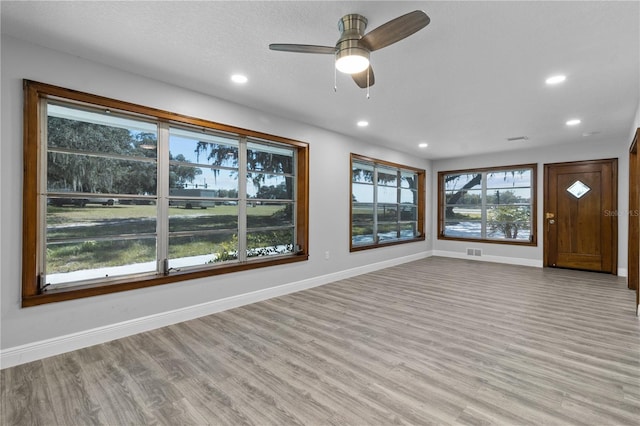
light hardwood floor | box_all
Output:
[2,257,639,425]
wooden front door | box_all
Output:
[544,159,617,274]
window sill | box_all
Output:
[22,254,308,307]
[437,235,537,246]
[350,236,426,253]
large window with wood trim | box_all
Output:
[351,154,425,251]
[22,80,309,306]
[438,164,537,245]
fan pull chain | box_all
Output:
[367,68,370,99]
[334,61,337,92]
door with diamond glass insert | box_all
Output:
[544,159,617,274]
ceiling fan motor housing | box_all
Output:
[335,14,370,73]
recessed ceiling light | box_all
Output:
[566,119,581,126]
[231,74,248,84]
[418,142,428,148]
[546,74,566,85]
[357,120,369,127]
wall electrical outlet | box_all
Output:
[324,251,330,260]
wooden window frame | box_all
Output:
[350,153,426,252]
[437,163,537,246]
[22,80,309,307]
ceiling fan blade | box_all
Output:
[360,10,430,52]
[352,66,375,89]
[269,44,336,54]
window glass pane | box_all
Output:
[487,206,531,240]
[377,223,399,242]
[169,204,238,232]
[352,225,374,245]
[377,204,398,222]
[377,186,397,203]
[168,197,239,268]
[247,202,293,228]
[444,173,482,191]
[445,205,482,221]
[247,141,294,174]
[486,188,531,205]
[400,171,418,189]
[47,153,157,196]
[169,232,238,267]
[352,183,373,203]
[170,127,239,167]
[377,167,397,186]
[247,229,295,257]
[247,174,293,200]
[445,189,482,205]
[48,104,157,159]
[47,202,156,239]
[352,162,374,183]
[400,188,417,204]
[46,237,156,286]
[444,221,482,238]
[486,169,532,189]
[399,222,418,238]
[168,165,238,195]
[352,203,374,223]
[46,199,157,286]
[400,205,417,221]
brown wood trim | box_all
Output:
[22,81,41,302]
[296,144,310,256]
[349,236,426,252]
[611,158,619,275]
[351,153,426,173]
[629,128,639,294]
[349,153,426,252]
[22,80,310,306]
[437,163,538,246]
[24,80,308,148]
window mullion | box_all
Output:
[481,172,487,239]
[157,122,169,273]
[396,170,401,239]
[373,166,379,244]
[238,137,248,262]
[39,98,50,285]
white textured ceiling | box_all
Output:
[2,1,639,159]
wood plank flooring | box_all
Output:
[2,257,639,425]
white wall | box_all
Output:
[0,36,432,360]
[432,137,630,273]
[631,101,640,139]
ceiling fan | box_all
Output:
[269,10,430,89]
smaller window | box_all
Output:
[438,164,537,245]
[351,154,425,251]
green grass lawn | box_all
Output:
[45,203,291,274]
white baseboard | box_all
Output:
[434,250,629,277]
[432,250,543,268]
[1,251,431,369]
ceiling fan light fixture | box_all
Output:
[335,47,370,74]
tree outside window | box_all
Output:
[438,165,537,245]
